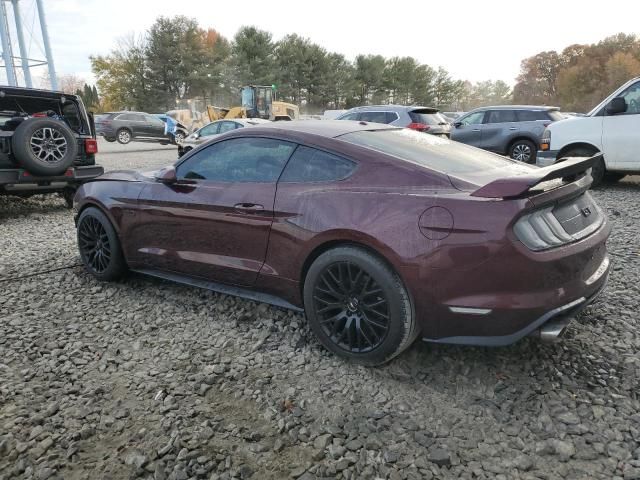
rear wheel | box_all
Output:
[605,172,626,182]
[77,207,127,281]
[509,139,537,163]
[303,246,417,365]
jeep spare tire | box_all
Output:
[12,118,77,176]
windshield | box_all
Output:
[339,128,519,174]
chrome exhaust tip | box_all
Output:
[536,317,573,343]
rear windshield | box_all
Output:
[339,128,516,174]
[409,110,448,125]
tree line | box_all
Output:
[84,17,639,115]
[514,33,640,112]
[88,16,510,114]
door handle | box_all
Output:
[509,127,518,130]
[234,203,264,213]
[472,128,481,132]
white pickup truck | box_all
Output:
[537,77,640,185]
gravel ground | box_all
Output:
[1,143,639,480]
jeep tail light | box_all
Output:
[85,138,98,154]
[407,122,430,131]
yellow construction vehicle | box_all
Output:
[206,85,299,122]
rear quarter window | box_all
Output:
[280,146,356,182]
[515,110,549,121]
[359,111,395,124]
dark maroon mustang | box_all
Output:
[74,121,610,365]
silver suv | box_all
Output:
[337,105,451,137]
[450,106,564,163]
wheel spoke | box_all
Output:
[313,260,390,354]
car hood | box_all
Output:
[93,169,156,182]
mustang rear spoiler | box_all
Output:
[471,154,601,199]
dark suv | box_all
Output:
[450,106,564,163]
[95,111,174,145]
[0,87,102,206]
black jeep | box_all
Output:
[0,87,103,206]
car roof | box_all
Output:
[248,119,396,138]
[233,118,272,125]
[345,105,438,113]
[470,105,560,111]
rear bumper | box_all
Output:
[414,210,611,345]
[423,261,609,346]
[536,149,558,167]
[0,165,104,192]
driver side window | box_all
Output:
[176,138,296,183]
[460,111,485,125]
[618,82,640,115]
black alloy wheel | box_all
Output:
[76,207,127,281]
[313,261,390,353]
[78,215,111,273]
[304,246,417,365]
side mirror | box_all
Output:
[454,121,462,128]
[606,97,627,115]
[155,166,177,184]
[193,133,199,139]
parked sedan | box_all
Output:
[74,121,610,365]
[95,111,174,145]
[336,105,451,137]
[178,118,271,157]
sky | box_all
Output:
[6,0,640,87]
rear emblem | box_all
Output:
[581,207,592,217]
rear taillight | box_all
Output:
[85,138,98,154]
[540,128,551,151]
[407,122,430,131]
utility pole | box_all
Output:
[35,0,56,90]
[11,0,32,87]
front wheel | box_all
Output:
[77,207,128,281]
[303,246,417,366]
[116,129,132,144]
[173,131,185,144]
[509,139,537,163]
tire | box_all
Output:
[303,246,417,366]
[173,131,185,144]
[104,137,116,143]
[562,147,602,187]
[12,118,78,176]
[77,207,127,281]
[604,172,626,183]
[116,128,132,144]
[508,139,537,163]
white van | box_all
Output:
[537,77,640,185]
